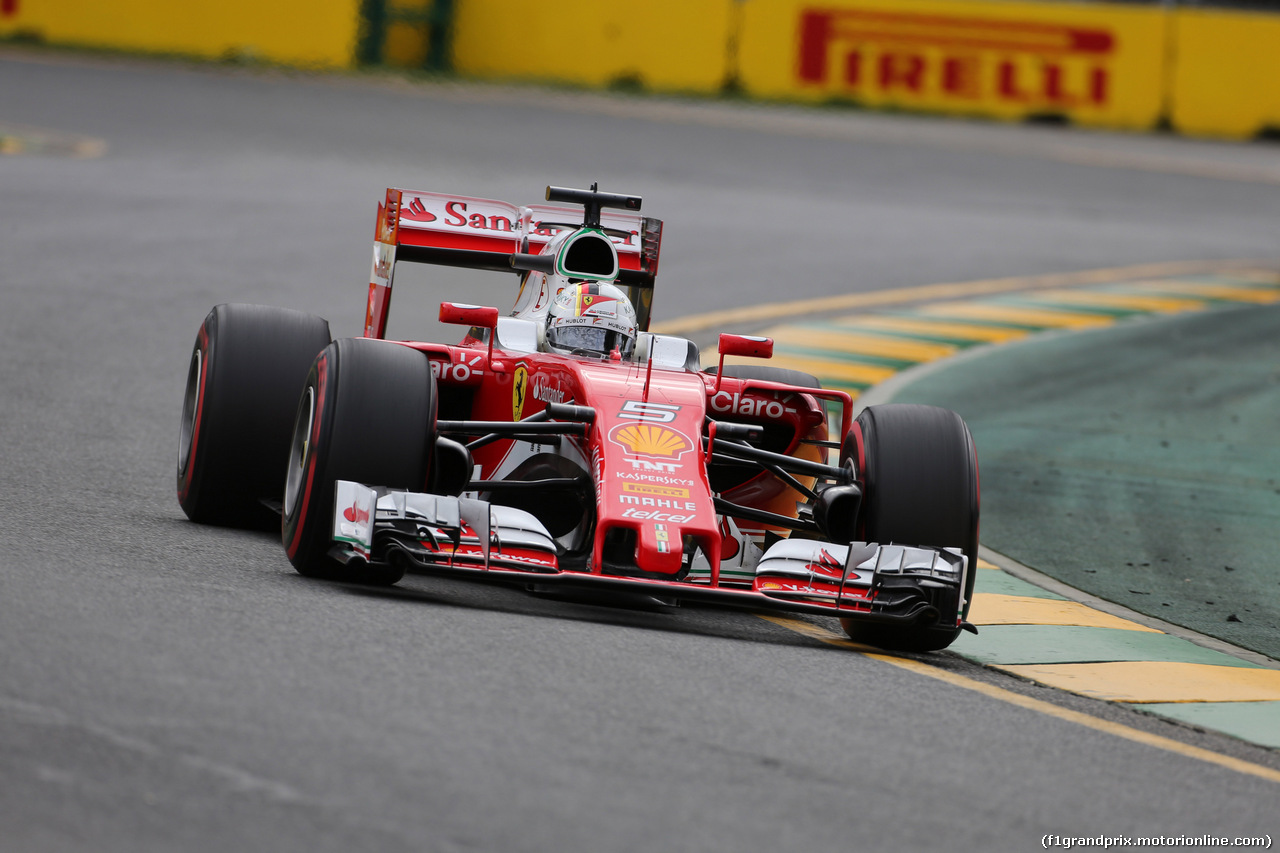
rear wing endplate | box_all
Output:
[364,188,664,338]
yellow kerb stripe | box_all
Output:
[754,355,899,385]
[764,327,957,363]
[758,616,1280,785]
[1027,290,1207,313]
[917,302,1116,329]
[969,594,1161,632]
[1224,270,1280,284]
[1128,281,1280,304]
[835,315,1030,343]
[999,661,1280,703]
[648,261,1273,335]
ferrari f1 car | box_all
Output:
[176,184,980,652]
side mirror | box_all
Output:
[439,302,499,329]
[718,334,773,360]
[440,302,502,371]
[713,334,773,393]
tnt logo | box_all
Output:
[797,8,1114,109]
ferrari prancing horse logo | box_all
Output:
[512,364,529,421]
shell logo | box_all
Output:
[609,423,693,459]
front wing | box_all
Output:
[332,481,969,630]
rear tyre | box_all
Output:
[282,337,437,585]
[704,364,822,388]
[177,303,331,529]
[838,404,979,652]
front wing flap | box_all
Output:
[332,480,559,572]
[331,481,966,628]
[752,539,968,629]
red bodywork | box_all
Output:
[402,335,842,584]
[356,184,872,592]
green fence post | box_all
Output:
[358,0,387,65]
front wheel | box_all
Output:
[839,404,979,652]
[282,337,437,585]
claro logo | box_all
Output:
[797,8,1115,108]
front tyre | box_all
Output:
[282,337,437,585]
[839,404,979,652]
[177,303,331,529]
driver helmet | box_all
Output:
[545,282,638,359]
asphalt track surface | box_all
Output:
[3,49,1280,851]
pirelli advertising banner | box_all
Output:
[737,0,1168,130]
[0,0,362,68]
[452,0,731,92]
[1171,8,1280,139]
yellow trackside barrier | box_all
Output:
[450,0,731,93]
[734,0,1167,131]
[5,0,1279,141]
[1170,8,1280,139]
[0,0,362,68]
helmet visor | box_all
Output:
[549,324,611,354]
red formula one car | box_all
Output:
[177,184,979,651]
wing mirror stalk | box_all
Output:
[714,334,774,393]
[439,302,505,373]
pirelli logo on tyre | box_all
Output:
[621,482,691,499]
[797,7,1116,110]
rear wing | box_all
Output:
[363,188,664,338]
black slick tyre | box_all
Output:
[282,337,437,585]
[704,364,822,388]
[839,403,979,652]
[177,303,331,529]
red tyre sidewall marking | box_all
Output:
[852,422,866,481]
[178,325,210,504]
[971,434,981,554]
[286,355,329,560]
[852,421,867,543]
[422,379,438,492]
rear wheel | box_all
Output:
[177,303,331,529]
[839,404,979,652]
[282,337,437,585]
[705,364,821,388]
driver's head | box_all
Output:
[545,282,637,359]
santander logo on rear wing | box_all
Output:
[399,191,650,256]
[364,186,663,339]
